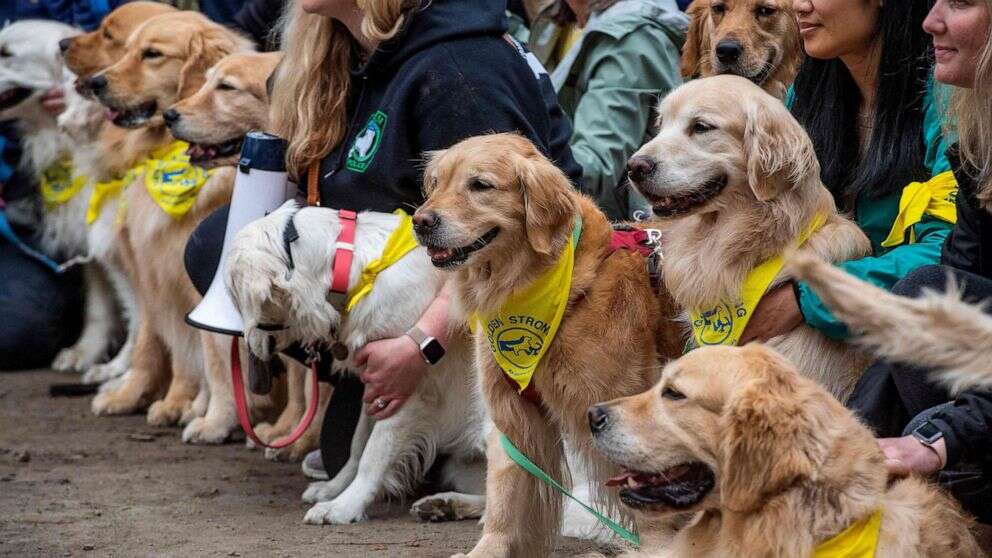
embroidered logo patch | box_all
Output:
[692,303,744,346]
[487,318,549,370]
[345,111,387,173]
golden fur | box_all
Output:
[416,133,681,556]
[681,0,802,99]
[591,343,982,557]
[629,75,871,401]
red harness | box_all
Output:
[327,209,358,304]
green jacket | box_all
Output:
[794,82,955,339]
[528,0,688,220]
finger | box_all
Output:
[362,385,380,405]
[370,398,404,420]
[884,458,910,479]
[354,346,371,368]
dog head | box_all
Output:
[0,20,78,122]
[88,11,253,129]
[414,133,577,269]
[61,1,176,93]
[627,75,818,219]
[590,344,884,518]
[165,52,281,168]
[682,0,801,97]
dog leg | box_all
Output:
[147,346,202,427]
[265,373,330,462]
[183,332,239,444]
[53,264,116,372]
[302,408,373,504]
[411,453,487,522]
[92,318,168,416]
[83,263,139,384]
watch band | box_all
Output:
[405,325,429,347]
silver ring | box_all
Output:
[374,398,387,410]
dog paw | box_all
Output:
[82,361,127,384]
[253,422,276,443]
[182,417,233,445]
[178,405,200,426]
[303,500,366,525]
[146,400,186,426]
[410,495,459,522]
[92,390,144,416]
[52,347,90,372]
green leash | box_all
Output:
[499,433,641,546]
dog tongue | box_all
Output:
[605,470,636,487]
[186,145,204,159]
[428,247,452,261]
[106,108,121,121]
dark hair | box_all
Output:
[548,0,622,24]
[790,1,935,205]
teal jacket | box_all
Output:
[528,0,688,220]
[793,83,955,339]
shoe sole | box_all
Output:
[302,459,329,480]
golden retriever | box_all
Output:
[627,75,870,401]
[681,0,802,99]
[414,133,683,556]
[89,12,255,429]
[590,343,982,557]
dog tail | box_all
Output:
[787,251,992,392]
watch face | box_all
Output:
[915,421,943,443]
[422,339,445,365]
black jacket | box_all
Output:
[307,0,582,212]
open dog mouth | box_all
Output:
[185,136,243,164]
[606,462,715,510]
[0,87,32,111]
[104,100,157,128]
[647,175,728,218]
[423,227,499,269]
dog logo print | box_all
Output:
[346,110,387,173]
[694,303,739,345]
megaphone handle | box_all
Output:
[230,337,321,449]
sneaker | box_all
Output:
[302,449,328,480]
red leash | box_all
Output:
[230,337,321,449]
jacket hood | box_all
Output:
[356,0,508,76]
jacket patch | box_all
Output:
[346,111,388,173]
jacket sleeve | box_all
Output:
[930,391,992,469]
[232,0,286,51]
[796,217,955,339]
[567,27,681,219]
[942,186,984,274]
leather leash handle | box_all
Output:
[307,161,320,207]
[230,337,320,449]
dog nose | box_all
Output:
[162,109,181,125]
[59,38,73,54]
[412,210,440,234]
[627,156,656,183]
[87,75,108,93]
[588,405,610,434]
[715,40,743,64]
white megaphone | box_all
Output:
[185,131,293,336]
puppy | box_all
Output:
[225,202,487,524]
[591,343,982,557]
[682,0,802,99]
[89,12,254,427]
[628,75,870,401]
[415,133,675,556]
[790,252,992,394]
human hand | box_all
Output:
[739,282,804,344]
[40,87,66,116]
[878,436,946,478]
[356,335,428,420]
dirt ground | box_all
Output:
[0,369,603,558]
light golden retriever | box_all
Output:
[627,75,870,401]
[681,0,802,99]
[590,343,982,557]
[89,12,256,429]
[414,133,683,556]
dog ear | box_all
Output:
[681,0,711,80]
[516,150,577,256]
[719,345,829,512]
[743,98,819,201]
[177,27,244,100]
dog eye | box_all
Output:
[755,6,776,17]
[217,82,237,91]
[690,120,715,135]
[662,387,686,401]
[141,48,163,60]
[711,3,727,14]
[468,179,494,192]
[0,47,10,58]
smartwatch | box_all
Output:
[405,326,445,365]
[912,420,946,468]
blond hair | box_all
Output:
[270,0,414,179]
[944,1,992,206]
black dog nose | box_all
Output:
[588,405,610,434]
[627,156,656,183]
[412,210,440,234]
[715,39,743,64]
[162,109,181,125]
[87,74,108,93]
[59,38,73,54]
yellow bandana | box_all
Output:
[473,218,582,392]
[86,166,143,225]
[40,159,87,209]
[811,510,882,558]
[143,140,211,220]
[690,213,827,348]
[881,171,958,248]
[344,210,420,312]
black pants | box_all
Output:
[847,265,992,522]
[185,205,364,477]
